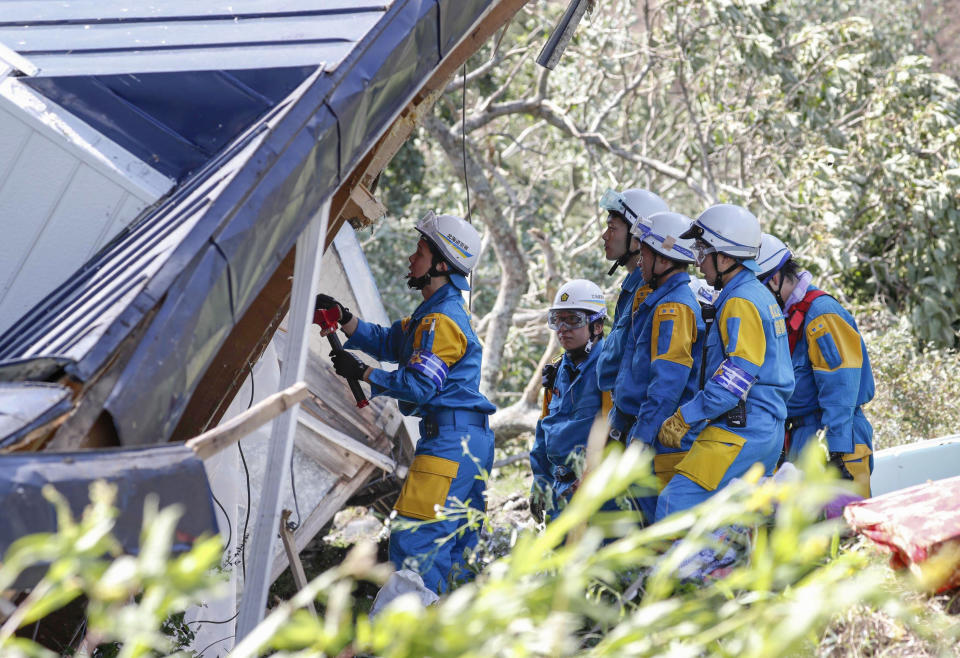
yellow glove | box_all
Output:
[658,409,690,449]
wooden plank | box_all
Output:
[279,509,318,617]
[295,420,365,479]
[236,201,329,640]
[297,412,403,477]
[185,382,308,460]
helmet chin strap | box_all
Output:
[568,323,603,360]
[407,256,447,290]
[648,253,680,289]
[770,274,786,308]
[710,252,740,290]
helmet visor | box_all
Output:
[599,189,637,223]
[547,310,589,331]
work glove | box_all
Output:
[314,294,353,325]
[657,409,691,449]
[529,495,545,524]
[330,349,367,381]
[827,451,855,481]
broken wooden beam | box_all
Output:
[297,413,406,478]
[185,382,309,460]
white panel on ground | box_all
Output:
[870,434,960,497]
[186,340,282,656]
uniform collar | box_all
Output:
[714,268,756,306]
[621,268,645,293]
[641,271,691,308]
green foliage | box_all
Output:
[4,453,959,657]
[0,482,224,658]
[368,0,960,407]
[860,303,960,448]
[233,446,959,657]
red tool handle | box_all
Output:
[313,307,369,408]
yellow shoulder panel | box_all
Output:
[719,297,766,366]
[632,285,653,313]
[414,313,468,366]
[651,302,696,367]
[806,312,863,371]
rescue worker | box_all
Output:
[316,211,495,593]
[529,279,609,522]
[756,233,875,497]
[655,205,794,520]
[594,187,669,442]
[623,212,704,515]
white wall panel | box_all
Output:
[0,131,79,300]
[0,168,130,327]
[0,77,173,333]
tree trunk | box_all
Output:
[424,115,528,400]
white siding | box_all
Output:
[0,81,173,333]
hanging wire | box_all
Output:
[462,62,475,313]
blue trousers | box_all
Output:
[389,421,494,593]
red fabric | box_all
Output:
[787,289,828,352]
[844,476,960,591]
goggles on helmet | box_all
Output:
[548,310,603,331]
[599,189,638,223]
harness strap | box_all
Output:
[787,289,829,352]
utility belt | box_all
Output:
[420,409,490,439]
[607,406,637,444]
[785,409,824,433]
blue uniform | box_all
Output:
[607,283,655,435]
[657,269,794,520]
[344,283,495,592]
[596,268,645,392]
[624,272,704,494]
[530,339,610,509]
[786,287,875,496]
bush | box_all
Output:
[860,303,960,449]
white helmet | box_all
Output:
[550,279,606,318]
[599,187,668,238]
[681,204,761,269]
[688,278,717,306]
[757,233,792,282]
[642,212,696,264]
[415,211,482,290]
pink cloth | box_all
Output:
[844,476,960,591]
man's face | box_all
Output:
[407,238,434,279]
[553,312,592,352]
[601,213,632,261]
[639,243,660,282]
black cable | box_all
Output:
[462,63,471,223]
[239,363,255,580]
[195,634,235,656]
[462,62,475,311]
[211,492,232,554]
[288,448,302,531]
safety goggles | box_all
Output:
[599,189,638,223]
[692,239,716,265]
[547,310,590,331]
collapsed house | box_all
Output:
[0,0,528,649]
